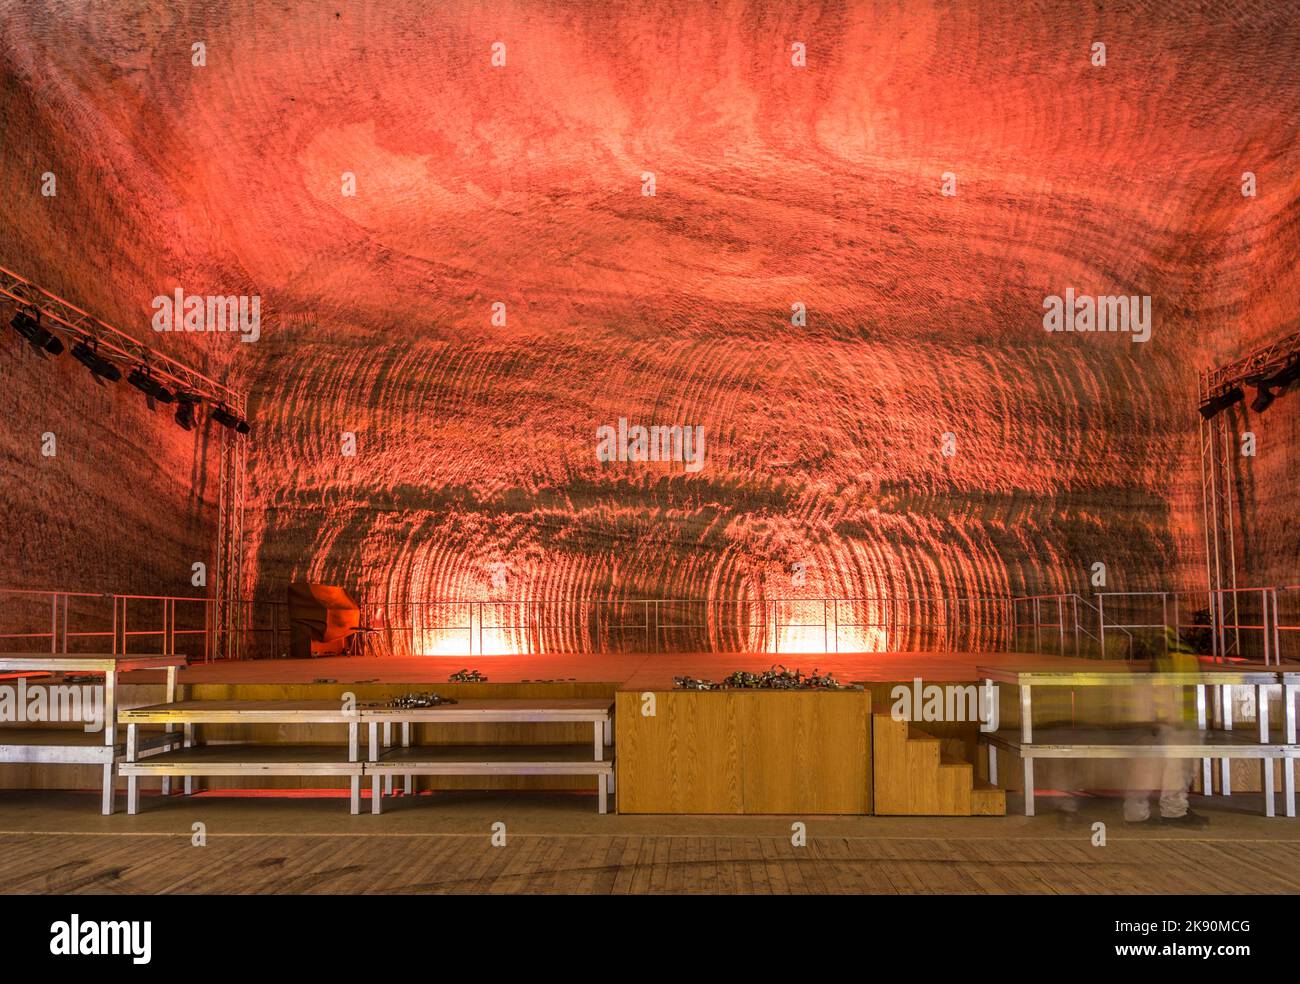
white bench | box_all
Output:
[0,653,185,814]
[361,699,615,814]
[977,661,1288,817]
[118,697,618,815]
[119,700,365,814]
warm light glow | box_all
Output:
[412,626,526,657]
[771,623,887,654]
[412,630,474,657]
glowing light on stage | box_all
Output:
[410,599,529,657]
[412,629,529,658]
[412,630,475,657]
[769,622,887,654]
[765,597,890,654]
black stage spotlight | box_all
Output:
[70,340,122,384]
[127,366,175,409]
[1248,357,1300,413]
[1250,382,1275,414]
[174,392,200,431]
[1270,357,1300,389]
[210,404,251,435]
[9,309,64,356]
[1198,385,1244,420]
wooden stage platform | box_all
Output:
[5,651,1287,820]
[125,650,1024,688]
[0,651,1016,818]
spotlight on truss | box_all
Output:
[1198,385,1244,420]
[210,404,251,435]
[174,392,201,431]
[9,309,64,357]
[1246,357,1300,414]
[1249,382,1276,414]
[127,366,175,409]
[70,340,122,384]
[1269,357,1300,391]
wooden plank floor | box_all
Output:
[6,831,1300,894]
[2,793,1300,894]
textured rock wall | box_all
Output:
[0,1,1296,651]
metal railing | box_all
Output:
[1010,587,1293,665]
[1010,593,1136,659]
[0,588,214,661]
[1273,586,1299,664]
[1101,587,1285,663]
[1,584,1294,663]
[236,595,1016,659]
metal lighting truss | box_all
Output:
[215,426,248,659]
[0,264,249,659]
[1198,327,1300,660]
[1204,328,1300,396]
[1197,377,1239,660]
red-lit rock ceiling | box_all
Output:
[1,2,1297,651]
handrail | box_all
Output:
[0,584,1293,662]
[0,588,213,661]
[1009,592,1135,659]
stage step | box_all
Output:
[970,780,1006,816]
[872,711,1005,816]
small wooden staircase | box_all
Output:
[872,710,1005,816]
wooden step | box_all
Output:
[970,781,1006,816]
[872,711,1002,816]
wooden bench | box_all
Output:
[0,653,185,814]
[118,697,617,815]
[977,660,1289,817]
[119,700,364,814]
[360,699,615,814]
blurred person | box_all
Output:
[1123,629,1209,827]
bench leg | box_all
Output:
[383,723,393,796]
[987,742,997,786]
[371,775,383,815]
[349,776,360,815]
[184,723,194,796]
[101,670,117,816]
[127,774,139,815]
[1286,758,1296,819]
[1264,759,1276,818]
[101,763,115,816]
[1221,687,1233,795]
[403,722,412,795]
[598,773,607,815]
[1023,759,1034,817]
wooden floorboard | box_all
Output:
[4,788,1300,894]
[5,830,1300,894]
